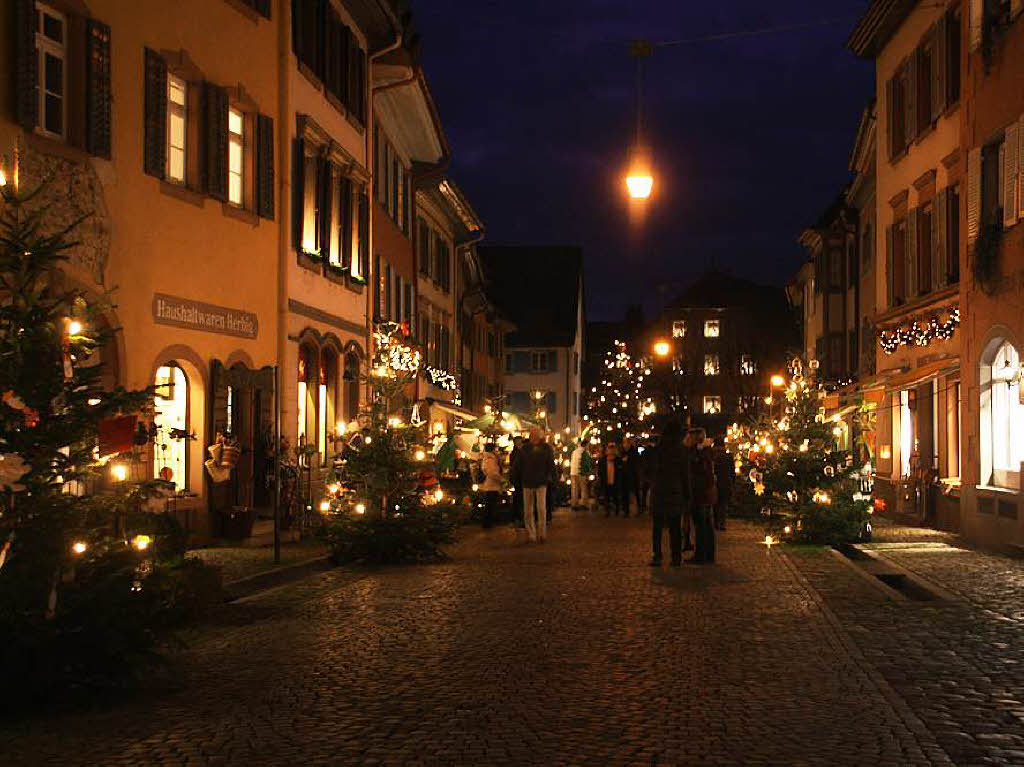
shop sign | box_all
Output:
[152,293,258,339]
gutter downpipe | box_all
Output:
[274,2,292,564]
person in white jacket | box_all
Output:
[570,442,589,509]
[479,442,503,528]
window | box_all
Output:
[672,320,686,338]
[319,349,340,466]
[297,344,318,452]
[981,139,1002,229]
[861,223,873,271]
[740,355,756,376]
[947,185,960,283]
[703,396,722,415]
[948,380,961,479]
[36,4,66,139]
[505,353,513,374]
[739,396,758,413]
[153,364,188,491]
[891,218,907,305]
[898,389,914,478]
[704,354,720,376]
[228,107,245,206]
[531,351,549,373]
[672,355,684,373]
[918,203,933,295]
[167,74,187,183]
[704,319,720,338]
[889,64,907,158]
[946,10,961,107]
[418,218,432,276]
[917,40,933,136]
[828,249,843,289]
[981,340,1024,488]
[292,0,366,123]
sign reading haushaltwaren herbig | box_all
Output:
[152,293,258,339]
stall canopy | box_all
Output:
[458,411,539,433]
[424,397,478,422]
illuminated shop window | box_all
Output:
[704,354,720,376]
[704,319,720,338]
[153,364,188,490]
[672,320,686,338]
[703,396,721,415]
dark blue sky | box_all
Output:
[415,1,874,321]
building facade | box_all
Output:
[479,246,585,437]
[849,0,965,529]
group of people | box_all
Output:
[475,423,735,564]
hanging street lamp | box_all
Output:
[625,40,654,200]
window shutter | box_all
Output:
[970,0,983,51]
[548,350,558,372]
[358,190,369,278]
[906,209,918,298]
[339,176,353,268]
[545,391,556,415]
[143,48,168,179]
[255,114,275,219]
[932,19,946,122]
[967,147,982,248]
[14,0,37,131]
[202,83,229,200]
[935,188,948,289]
[292,138,305,251]
[929,200,939,294]
[514,351,529,373]
[324,12,337,97]
[1005,122,1019,228]
[905,56,917,145]
[373,254,382,320]
[85,20,112,159]
[885,224,895,307]
[317,157,333,260]
[885,77,894,160]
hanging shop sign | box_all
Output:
[152,293,258,339]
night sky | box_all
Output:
[414,1,874,321]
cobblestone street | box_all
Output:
[8,514,1024,765]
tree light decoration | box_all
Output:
[131,534,152,551]
[72,541,87,555]
[110,463,128,482]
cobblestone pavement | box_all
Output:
[189,539,329,584]
[3,515,972,766]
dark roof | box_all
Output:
[665,269,787,312]
[478,246,583,347]
[847,0,916,58]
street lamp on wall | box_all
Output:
[653,340,671,358]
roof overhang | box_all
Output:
[344,0,403,52]
[374,64,447,166]
[847,0,917,58]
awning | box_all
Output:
[424,397,478,422]
[831,404,860,420]
[885,358,959,391]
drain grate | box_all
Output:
[834,544,945,601]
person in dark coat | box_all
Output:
[598,442,623,517]
[636,440,654,516]
[620,437,640,516]
[712,437,734,531]
[520,429,556,542]
[509,436,525,528]
[688,428,717,564]
[649,420,691,566]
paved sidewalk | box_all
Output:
[6,516,952,765]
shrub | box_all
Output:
[322,506,458,565]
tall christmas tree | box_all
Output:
[583,339,653,442]
[321,322,457,563]
[0,156,216,706]
[726,357,872,544]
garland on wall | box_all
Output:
[423,366,458,392]
[878,307,960,355]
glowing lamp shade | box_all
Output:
[771,375,786,387]
[625,145,654,199]
[653,341,671,358]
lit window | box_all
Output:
[704,354,720,376]
[153,365,188,491]
[167,74,187,183]
[301,154,319,254]
[703,396,721,415]
[672,320,686,338]
[36,4,66,139]
[228,107,244,206]
[704,319,720,338]
[672,355,684,373]
[740,355,756,376]
[981,340,1024,488]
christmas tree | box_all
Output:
[0,155,218,707]
[726,357,872,545]
[320,322,457,563]
[583,339,653,443]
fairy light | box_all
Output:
[72,540,87,555]
[110,463,128,482]
[355,502,366,515]
[131,534,152,551]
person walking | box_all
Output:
[649,420,690,567]
[712,437,734,531]
[636,440,654,516]
[688,428,717,564]
[479,442,503,529]
[509,436,524,528]
[599,442,623,517]
[569,440,591,509]
[520,428,555,542]
[620,437,640,517]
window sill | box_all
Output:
[297,250,322,274]
[160,181,206,208]
[25,131,91,164]
[324,265,349,286]
[345,277,365,294]
[222,202,259,226]
[345,111,365,135]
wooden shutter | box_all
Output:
[548,350,558,372]
[514,351,529,372]
[292,137,305,252]
[929,201,939,294]
[340,176,353,269]
[14,0,38,131]
[373,255,382,319]
[967,147,982,248]
[932,19,946,122]
[256,114,275,219]
[85,20,112,159]
[885,77,894,160]
[143,48,168,179]
[545,391,556,415]
[907,209,918,298]
[317,157,332,259]
[970,0,983,51]
[357,191,369,278]
[1005,121,1019,228]
[885,224,895,307]
[935,188,948,289]
[905,56,917,145]
[202,83,229,200]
